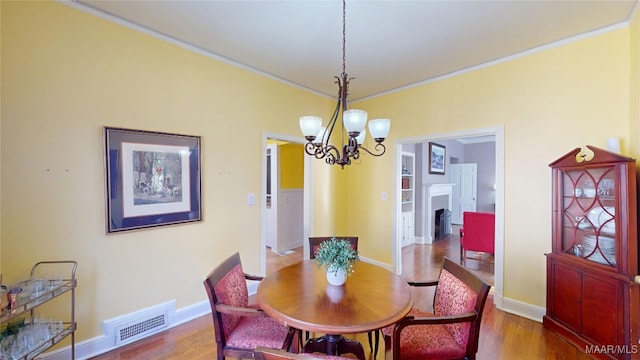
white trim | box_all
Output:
[393,126,506,310]
[60,0,631,104]
[260,132,311,275]
[59,0,332,100]
[356,22,629,102]
[359,255,394,273]
[39,299,211,360]
[498,296,546,323]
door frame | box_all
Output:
[260,132,313,275]
[394,125,504,307]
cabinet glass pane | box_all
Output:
[560,167,616,267]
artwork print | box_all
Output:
[428,142,446,175]
[122,142,191,217]
[105,127,201,233]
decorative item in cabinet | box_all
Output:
[544,146,638,360]
[0,261,77,360]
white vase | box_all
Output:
[326,267,347,286]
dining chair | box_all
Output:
[254,346,352,360]
[382,257,491,360]
[307,236,380,357]
[203,252,297,360]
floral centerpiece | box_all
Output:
[314,237,359,285]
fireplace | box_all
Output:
[421,183,453,244]
[434,208,452,240]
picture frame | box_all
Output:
[104,127,202,233]
[428,142,446,175]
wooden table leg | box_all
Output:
[303,334,365,360]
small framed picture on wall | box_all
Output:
[428,142,446,175]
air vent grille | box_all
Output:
[115,313,167,345]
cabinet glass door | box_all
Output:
[560,167,616,267]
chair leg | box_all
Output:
[298,329,308,350]
[292,329,301,353]
[367,330,380,358]
[383,333,393,360]
[374,330,380,358]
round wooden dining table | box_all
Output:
[257,260,413,359]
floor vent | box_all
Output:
[116,313,167,345]
[105,300,174,347]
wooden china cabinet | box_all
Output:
[544,146,639,360]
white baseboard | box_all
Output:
[39,299,212,360]
[494,293,545,323]
[358,256,394,273]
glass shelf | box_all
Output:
[559,167,617,267]
[0,261,77,360]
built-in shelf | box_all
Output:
[401,152,415,246]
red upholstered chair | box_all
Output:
[254,346,352,360]
[203,252,296,360]
[382,258,491,360]
[460,212,495,264]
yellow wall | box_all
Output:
[353,27,633,306]
[630,10,640,159]
[0,1,334,342]
[2,0,639,348]
[310,153,351,236]
[279,143,303,189]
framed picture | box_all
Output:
[104,127,202,233]
[428,142,446,175]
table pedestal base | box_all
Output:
[303,334,365,360]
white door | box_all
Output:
[265,143,278,250]
[451,163,477,224]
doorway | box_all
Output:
[260,133,312,275]
[394,126,504,302]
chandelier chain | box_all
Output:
[342,0,346,76]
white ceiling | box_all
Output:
[71,0,638,101]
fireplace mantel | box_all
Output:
[421,183,454,244]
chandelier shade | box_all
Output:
[343,109,367,137]
[299,116,322,139]
[298,0,391,168]
[368,118,391,141]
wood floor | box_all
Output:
[90,232,591,360]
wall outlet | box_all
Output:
[381,192,387,201]
[247,193,255,206]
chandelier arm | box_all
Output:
[321,143,342,162]
[346,137,359,157]
[323,94,343,148]
[357,143,387,157]
[304,143,324,158]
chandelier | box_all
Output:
[298,0,390,168]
